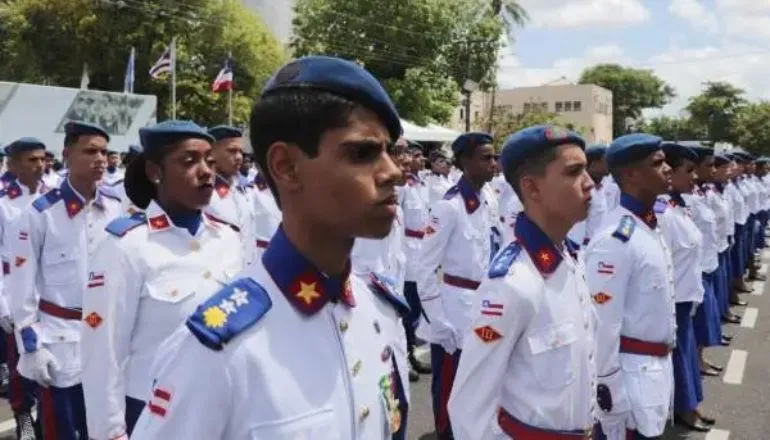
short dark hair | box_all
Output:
[249,89,358,204]
[503,147,560,199]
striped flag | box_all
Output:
[149,41,174,79]
[212,58,233,93]
[124,47,135,93]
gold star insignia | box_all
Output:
[296,281,321,305]
[202,306,227,329]
[539,250,552,265]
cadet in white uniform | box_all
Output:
[586,134,676,440]
[449,125,598,439]
[42,151,62,189]
[206,126,259,266]
[8,122,123,439]
[131,56,410,440]
[710,154,740,323]
[81,121,244,440]
[425,152,453,209]
[102,150,125,186]
[569,144,609,247]
[251,170,282,254]
[0,138,49,439]
[415,132,498,440]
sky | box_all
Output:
[500,0,770,117]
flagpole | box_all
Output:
[227,52,233,125]
[171,37,177,119]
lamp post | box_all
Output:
[463,79,479,132]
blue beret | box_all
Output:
[262,56,402,141]
[128,144,143,155]
[730,152,751,163]
[713,154,729,166]
[451,132,493,156]
[755,156,769,165]
[5,137,46,155]
[585,144,607,160]
[64,121,110,142]
[44,151,54,158]
[689,146,714,159]
[661,142,698,162]
[606,133,663,168]
[139,120,214,155]
[208,125,243,142]
[500,125,585,171]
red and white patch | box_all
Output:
[18,231,28,241]
[597,261,615,275]
[148,387,173,417]
[88,272,105,288]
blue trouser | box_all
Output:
[759,210,768,248]
[731,224,746,277]
[673,302,703,413]
[39,383,87,440]
[693,272,722,346]
[716,251,731,317]
[5,331,36,414]
[125,396,146,436]
[402,281,422,351]
[430,344,460,440]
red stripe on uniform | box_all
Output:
[148,402,167,417]
[153,388,171,401]
[436,352,455,434]
[39,387,59,440]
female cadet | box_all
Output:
[80,120,244,440]
[658,142,714,432]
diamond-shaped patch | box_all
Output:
[474,325,502,343]
[84,312,103,329]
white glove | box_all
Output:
[421,299,458,354]
[0,315,12,334]
[19,348,59,387]
[598,413,631,440]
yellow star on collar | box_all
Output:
[296,281,321,305]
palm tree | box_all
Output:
[486,0,527,132]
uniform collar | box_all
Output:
[253,173,268,191]
[262,226,356,316]
[0,171,16,184]
[669,191,686,207]
[60,179,107,217]
[620,192,657,229]
[144,200,217,234]
[456,176,481,214]
[513,212,564,276]
[406,173,420,186]
[214,174,232,198]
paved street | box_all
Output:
[0,256,766,439]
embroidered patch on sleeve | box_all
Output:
[597,261,615,275]
[474,325,502,343]
[593,292,613,305]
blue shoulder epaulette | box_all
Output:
[186,277,272,351]
[488,242,522,278]
[611,215,636,242]
[653,198,668,213]
[565,238,580,258]
[442,185,460,200]
[368,273,410,318]
[105,212,147,237]
[32,188,62,213]
[98,185,121,202]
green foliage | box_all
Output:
[734,102,770,155]
[638,115,707,141]
[0,0,286,126]
[480,109,561,150]
[578,64,675,138]
[292,0,526,125]
[686,81,747,143]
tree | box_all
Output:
[686,81,746,144]
[292,0,527,125]
[734,102,770,155]
[638,115,707,141]
[479,109,561,150]
[578,64,676,138]
[0,0,286,125]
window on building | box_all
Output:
[573,101,582,112]
[474,111,479,121]
[564,101,572,112]
[459,108,464,119]
[523,102,532,113]
[555,101,563,112]
[540,102,548,112]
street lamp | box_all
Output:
[463,79,479,132]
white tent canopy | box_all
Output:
[401,119,461,143]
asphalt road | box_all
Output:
[0,254,767,439]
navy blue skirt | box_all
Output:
[716,251,731,317]
[693,272,722,347]
[674,301,703,412]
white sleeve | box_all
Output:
[416,201,456,322]
[82,239,142,440]
[10,208,42,350]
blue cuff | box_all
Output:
[20,327,37,353]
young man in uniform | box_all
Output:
[448,125,598,439]
[586,134,676,440]
[0,138,49,439]
[131,56,410,440]
[9,122,123,439]
[416,131,498,439]
[206,125,259,266]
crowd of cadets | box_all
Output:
[0,55,765,440]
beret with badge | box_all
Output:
[262,56,402,141]
[208,125,243,142]
[606,133,663,168]
[139,120,214,155]
[4,137,46,155]
[451,132,493,157]
[64,121,110,143]
[499,124,585,171]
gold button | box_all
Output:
[339,320,349,332]
[190,241,201,251]
[359,406,370,420]
[352,359,362,376]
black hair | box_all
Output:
[124,144,177,209]
[665,153,687,170]
[608,148,662,189]
[249,89,359,205]
[503,147,560,199]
